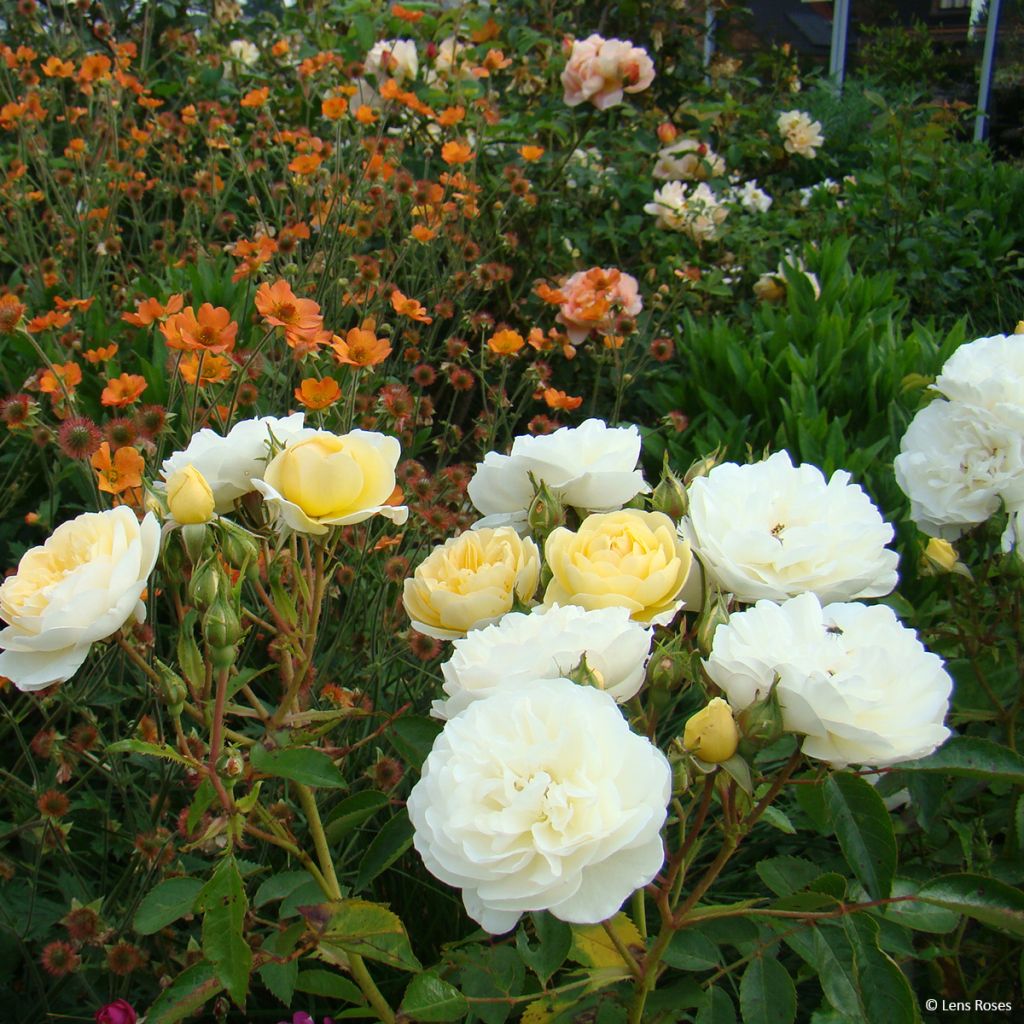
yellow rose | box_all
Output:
[919,537,972,580]
[166,465,215,524]
[544,509,693,625]
[403,527,541,640]
[682,697,739,763]
[0,508,160,691]
[253,429,407,535]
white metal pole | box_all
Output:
[829,0,851,90]
[974,0,1003,142]
[703,4,716,86]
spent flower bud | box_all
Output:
[651,456,688,520]
[527,478,567,543]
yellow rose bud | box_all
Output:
[1014,320,1024,335]
[166,465,215,524]
[682,697,739,764]
[544,509,693,626]
[920,537,972,580]
[403,527,541,640]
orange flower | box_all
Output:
[178,352,233,387]
[26,311,71,333]
[163,304,238,354]
[520,145,545,161]
[122,294,184,327]
[391,3,425,21]
[535,282,567,305]
[230,236,278,282]
[322,95,349,119]
[92,442,144,495]
[241,87,269,108]
[0,293,26,333]
[390,289,433,324]
[436,106,465,127]
[255,279,321,332]
[441,140,473,165]
[410,224,437,243]
[101,373,148,408]
[83,343,118,364]
[543,388,583,411]
[354,105,378,125]
[288,153,323,175]
[42,56,75,78]
[53,296,95,313]
[295,377,342,410]
[38,362,82,395]
[331,324,392,367]
[487,329,525,356]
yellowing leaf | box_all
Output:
[568,912,643,969]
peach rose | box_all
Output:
[561,34,654,111]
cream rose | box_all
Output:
[404,527,541,640]
[165,465,215,524]
[704,593,952,768]
[0,508,160,691]
[434,603,653,719]
[544,509,693,626]
[408,678,671,933]
[252,429,407,536]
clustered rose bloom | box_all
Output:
[556,267,642,345]
[433,603,653,718]
[653,139,726,182]
[704,592,952,768]
[732,178,773,213]
[159,412,305,514]
[682,451,898,604]
[895,334,1024,551]
[364,38,418,82]
[408,679,671,933]
[643,181,728,242]
[467,418,649,528]
[545,509,695,626]
[0,508,160,690]
[403,527,541,639]
[560,34,655,110]
[252,428,407,535]
[777,110,824,158]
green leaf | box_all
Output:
[400,972,469,1021]
[198,856,252,1008]
[146,961,223,1024]
[898,736,1024,784]
[758,805,797,835]
[254,871,313,909]
[354,810,414,890]
[457,945,525,1024]
[324,791,390,844]
[808,923,867,1022]
[106,739,190,766]
[696,986,737,1024]
[134,877,203,935]
[258,921,304,1007]
[916,873,1024,937]
[516,912,572,986]
[250,744,347,789]
[662,930,720,972]
[187,778,216,834]
[280,878,326,920]
[313,898,422,971]
[840,916,918,1024]
[388,715,443,770]
[739,956,796,1024]
[756,856,821,897]
[295,968,366,1003]
[884,880,959,934]
[823,772,897,900]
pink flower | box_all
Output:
[556,267,643,345]
[561,34,654,110]
[95,1001,137,1024]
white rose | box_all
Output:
[0,508,160,691]
[159,413,306,514]
[227,39,259,67]
[894,398,1024,547]
[408,678,671,933]
[934,334,1024,419]
[682,451,898,603]
[777,110,824,158]
[643,181,728,241]
[734,178,772,213]
[365,38,418,82]
[467,419,649,529]
[434,603,653,719]
[704,592,952,768]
